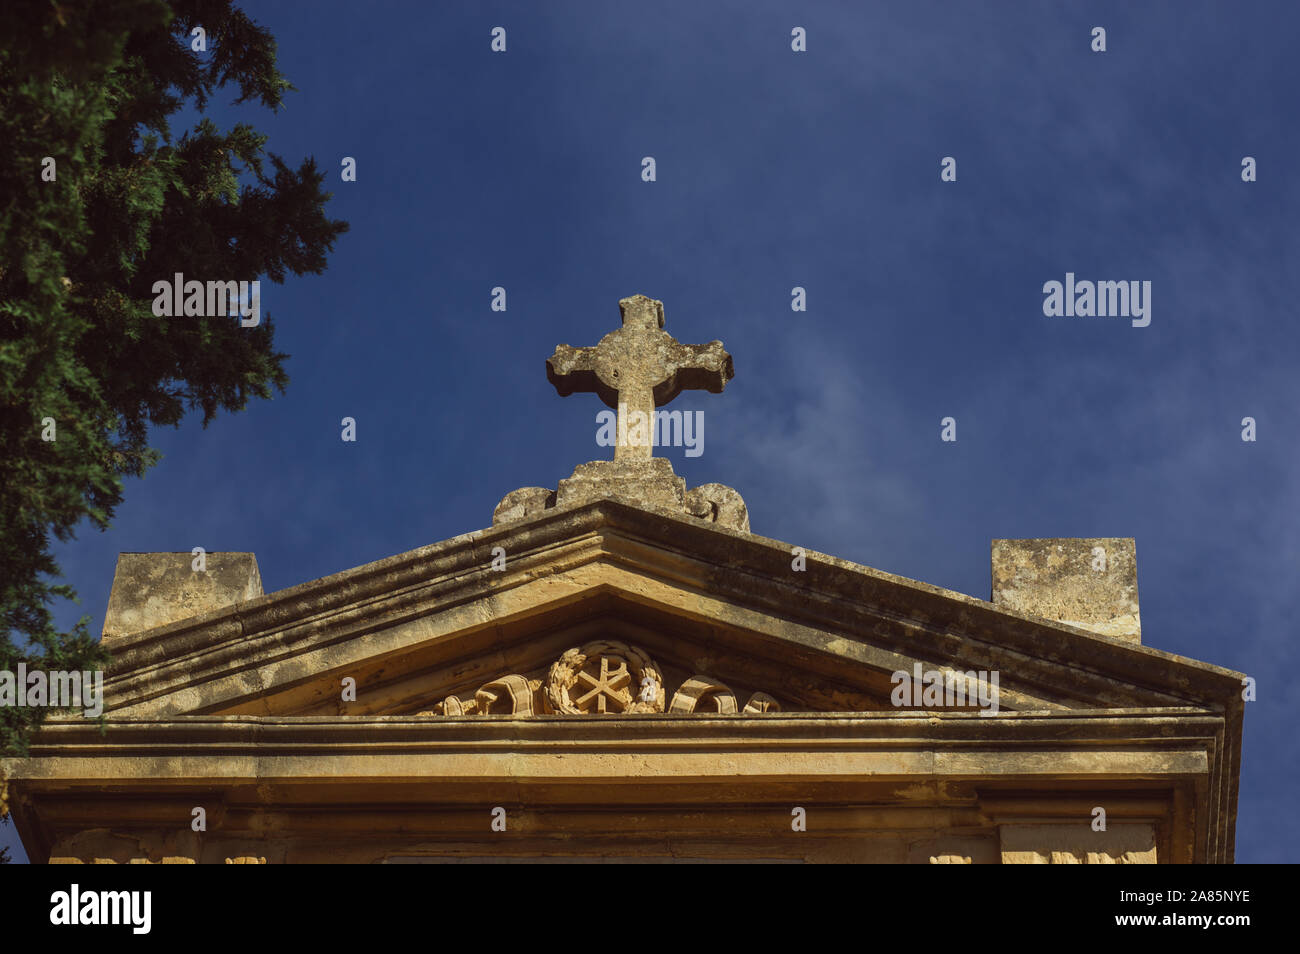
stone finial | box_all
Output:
[493,295,749,532]
[491,487,555,524]
[685,483,750,534]
[102,552,262,641]
[991,538,1140,642]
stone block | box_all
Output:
[556,458,686,511]
[102,552,262,641]
[991,538,1140,642]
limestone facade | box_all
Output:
[1,296,1243,863]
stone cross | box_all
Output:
[546,295,734,460]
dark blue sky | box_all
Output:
[7,0,1296,862]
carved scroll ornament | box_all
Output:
[420,641,782,717]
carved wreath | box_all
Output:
[546,639,665,714]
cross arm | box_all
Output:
[547,344,618,406]
[651,339,734,406]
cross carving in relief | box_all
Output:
[574,655,631,713]
[546,295,734,460]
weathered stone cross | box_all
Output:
[546,295,733,460]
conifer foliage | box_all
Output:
[0,0,348,760]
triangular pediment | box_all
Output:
[100,501,1243,722]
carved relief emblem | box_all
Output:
[420,640,782,717]
[547,640,664,714]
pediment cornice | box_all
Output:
[98,500,1245,725]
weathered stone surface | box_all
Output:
[491,487,555,524]
[492,294,751,532]
[102,552,262,642]
[991,538,1141,643]
[547,294,732,462]
[10,713,1218,863]
[4,290,1246,864]
[555,458,686,511]
[46,827,202,864]
[89,502,1238,722]
[495,467,752,533]
[685,482,750,533]
[998,822,1156,864]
